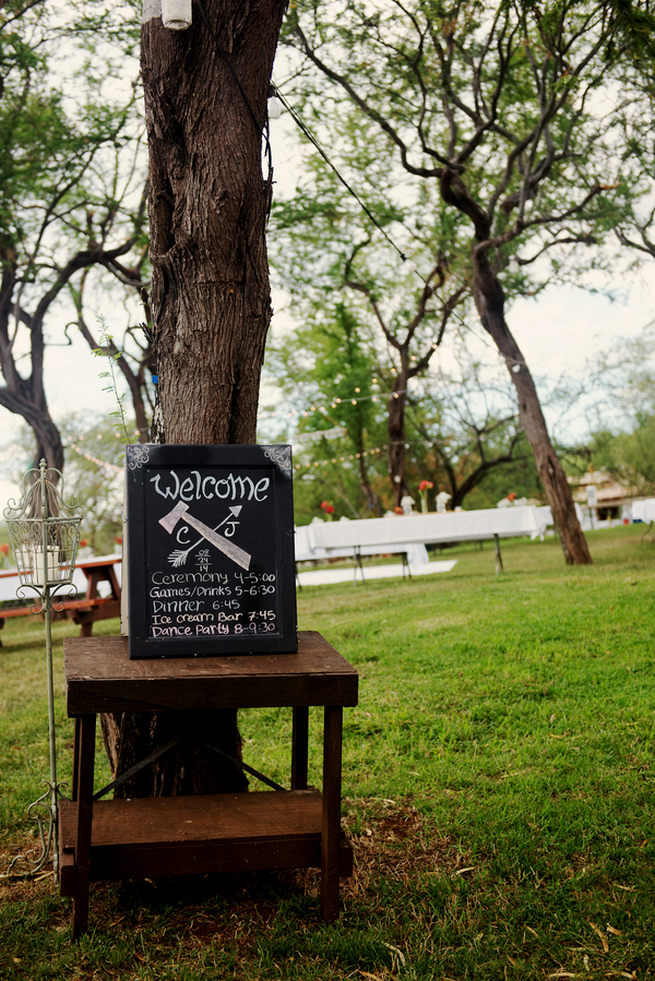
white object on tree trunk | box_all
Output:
[162,0,191,30]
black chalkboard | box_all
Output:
[125,444,297,658]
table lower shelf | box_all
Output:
[59,789,353,897]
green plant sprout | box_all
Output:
[92,319,132,447]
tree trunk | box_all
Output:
[352,424,381,515]
[143,0,283,443]
[100,0,287,797]
[24,406,64,475]
[32,416,65,475]
[357,453,381,515]
[472,252,592,565]
[0,391,64,478]
[387,372,409,507]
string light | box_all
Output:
[260,379,413,428]
[293,446,386,472]
[66,442,122,474]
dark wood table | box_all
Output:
[59,630,358,938]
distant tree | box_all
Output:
[1,412,125,552]
[280,0,655,563]
[0,0,147,472]
[58,416,125,553]
[267,299,390,516]
[267,296,538,517]
[343,249,465,507]
[583,325,655,493]
[271,141,466,507]
[589,420,655,494]
[71,283,155,443]
[587,325,655,419]
[406,346,535,508]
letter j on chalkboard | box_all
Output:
[124,444,298,658]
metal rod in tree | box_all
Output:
[4,461,84,879]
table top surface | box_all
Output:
[305,505,546,550]
[63,630,359,713]
[77,556,122,570]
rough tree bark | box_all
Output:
[144,0,284,444]
[101,0,288,797]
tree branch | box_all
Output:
[290,21,446,178]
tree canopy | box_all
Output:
[0,0,150,470]
[270,0,655,561]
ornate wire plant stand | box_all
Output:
[3,460,84,879]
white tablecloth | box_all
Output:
[294,524,429,565]
[632,499,655,523]
[301,506,547,555]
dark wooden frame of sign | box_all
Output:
[125,444,297,658]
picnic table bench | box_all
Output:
[0,555,122,644]
[294,524,429,583]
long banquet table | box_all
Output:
[631,498,655,524]
[298,506,548,575]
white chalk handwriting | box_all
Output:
[150,469,270,503]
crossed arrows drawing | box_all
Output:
[159,502,251,570]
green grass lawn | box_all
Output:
[1,526,654,979]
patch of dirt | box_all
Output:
[0,837,57,904]
[341,798,464,898]
[1,799,466,945]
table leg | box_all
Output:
[72,713,96,940]
[71,716,82,802]
[83,569,100,601]
[291,706,309,790]
[353,547,365,584]
[494,534,504,575]
[106,566,121,600]
[321,705,343,921]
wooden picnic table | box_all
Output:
[0,555,122,641]
[69,556,121,636]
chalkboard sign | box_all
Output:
[125,444,297,659]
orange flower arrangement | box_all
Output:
[417,479,434,513]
